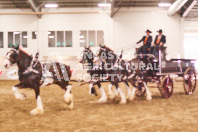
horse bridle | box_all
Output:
[6,48,19,64]
[97,47,122,71]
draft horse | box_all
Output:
[80,46,132,103]
[97,45,152,102]
[3,45,73,115]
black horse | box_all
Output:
[3,45,73,115]
[80,46,134,103]
[79,46,110,103]
[97,45,153,102]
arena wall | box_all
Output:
[0,7,184,80]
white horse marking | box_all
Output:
[64,85,73,110]
[98,87,107,103]
[117,87,126,104]
[3,52,11,68]
[12,86,26,100]
[129,87,136,101]
[125,84,131,100]
[30,95,44,115]
[108,84,115,99]
[143,82,152,101]
[37,96,43,110]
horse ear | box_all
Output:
[84,45,86,49]
[88,46,90,49]
[14,44,19,50]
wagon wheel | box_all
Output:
[183,68,196,95]
[135,82,146,97]
[159,76,174,98]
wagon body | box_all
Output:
[134,49,197,98]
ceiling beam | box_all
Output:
[111,0,123,17]
[182,0,197,17]
[0,11,99,15]
[28,0,42,18]
[110,0,115,17]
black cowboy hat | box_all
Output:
[157,29,163,33]
[146,29,152,33]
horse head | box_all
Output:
[79,46,95,66]
[4,45,20,68]
[4,45,32,69]
[97,45,117,67]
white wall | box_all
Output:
[113,8,183,57]
[0,7,185,80]
[0,7,183,57]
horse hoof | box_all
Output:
[128,94,135,101]
[119,99,127,104]
[64,94,74,110]
[98,97,107,103]
[109,95,115,100]
[15,93,26,100]
[64,94,73,105]
[146,96,152,101]
[65,101,74,110]
[126,95,132,101]
[30,107,44,115]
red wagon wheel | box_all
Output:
[183,68,196,95]
[160,76,174,98]
[135,82,146,97]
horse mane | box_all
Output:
[104,46,114,53]
[18,45,31,57]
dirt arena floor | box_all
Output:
[0,80,198,132]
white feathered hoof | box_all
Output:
[30,107,44,115]
[64,94,74,110]
[126,94,132,101]
[119,99,127,104]
[15,93,27,100]
[146,95,152,101]
[128,93,135,101]
[109,93,116,100]
[98,96,107,103]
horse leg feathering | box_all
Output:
[64,85,73,110]
[143,82,152,101]
[97,83,107,103]
[108,84,115,100]
[30,87,44,115]
[124,81,132,100]
[12,86,26,100]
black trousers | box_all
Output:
[137,45,150,54]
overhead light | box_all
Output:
[98,3,111,7]
[48,32,51,34]
[158,3,171,7]
[49,36,54,38]
[45,4,58,8]
[80,40,85,43]
[14,31,20,34]
[79,36,84,39]
[23,36,28,38]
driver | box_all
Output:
[151,29,166,57]
[136,29,153,54]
